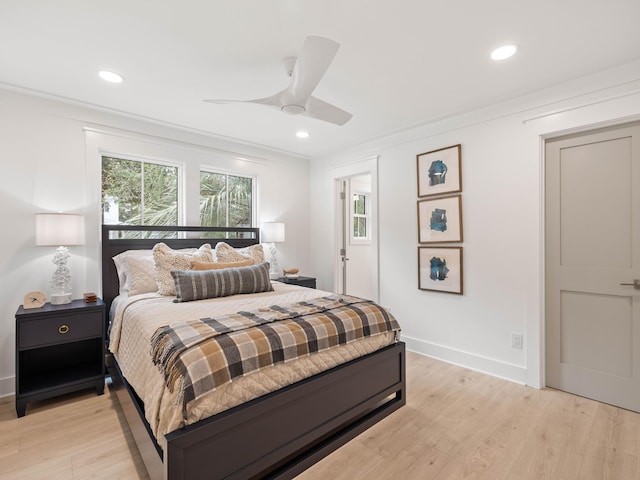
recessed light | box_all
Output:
[296,131,309,139]
[98,70,124,83]
[491,44,518,61]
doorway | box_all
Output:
[545,121,640,411]
[336,174,375,300]
[331,157,379,303]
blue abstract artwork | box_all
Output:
[429,256,449,281]
[430,208,447,232]
[419,246,462,293]
[428,159,447,186]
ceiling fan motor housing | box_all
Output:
[281,104,305,115]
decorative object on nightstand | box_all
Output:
[35,213,85,305]
[15,298,106,417]
[283,267,299,279]
[23,290,47,309]
[276,275,316,289]
[261,222,285,279]
[83,292,98,303]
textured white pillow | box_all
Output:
[152,242,213,295]
[112,250,154,294]
[215,242,265,264]
[126,256,158,296]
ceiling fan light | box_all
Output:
[491,44,518,61]
[282,105,305,115]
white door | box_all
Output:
[545,121,640,411]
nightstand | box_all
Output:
[15,298,106,417]
[276,276,316,289]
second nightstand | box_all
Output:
[276,276,316,289]
[15,298,106,417]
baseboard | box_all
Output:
[0,375,14,398]
[403,335,527,385]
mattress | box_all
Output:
[109,282,396,440]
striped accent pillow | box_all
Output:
[171,262,273,302]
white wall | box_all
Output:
[0,89,310,397]
[310,59,640,388]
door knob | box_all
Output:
[620,279,640,290]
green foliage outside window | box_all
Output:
[354,194,366,215]
[101,157,254,239]
[102,156,178,226]
[353,193,368,238]
[200,171,252,237]
[353,217,367,237]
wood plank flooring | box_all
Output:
[1,352,639,479]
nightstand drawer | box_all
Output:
[19,312,103,349]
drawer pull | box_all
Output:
[58,324,69,334]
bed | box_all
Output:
[102,225,406,480]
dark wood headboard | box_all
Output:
[101,225,260,312]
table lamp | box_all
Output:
[261,222,285,279]
[36,213,85,304]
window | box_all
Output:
[352,193,369,242]
[101,156,179,225]
[200,171,254,234]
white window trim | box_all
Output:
[350,191,371,245]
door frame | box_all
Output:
[330,156,379,303]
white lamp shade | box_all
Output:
[261,222,285,243]
[36,213,85,246]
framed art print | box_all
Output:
[417,144,461,198]
[418,246,463,294]
[417,194,462,243]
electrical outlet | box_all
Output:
[511,333,523,349]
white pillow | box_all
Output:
[215,242,265,264]
[152,242,213,295]
[113,247,198,294]
[126,256,158,296]
[112,250,153,294]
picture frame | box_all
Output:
[418,246,463,294]
[417,144,462,198]
[417,194,462,243]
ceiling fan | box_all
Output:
[204,36,352,126]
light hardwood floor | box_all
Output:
[1,352,639,479]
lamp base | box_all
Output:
[50,293,72,305]
[267,243,279,280]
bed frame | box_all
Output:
[102,225,406,480]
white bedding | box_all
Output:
[109,282,395,440]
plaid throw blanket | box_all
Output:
[150,294,400,416]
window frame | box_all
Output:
[101,154,184,226]
[199,167,257,229]
[350,191,371,245]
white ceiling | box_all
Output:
[2,1,640,159]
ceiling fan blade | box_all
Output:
[203,99,236,104]
[304,96,352,126]
[203,37,352,125]
[203,93,283,109]
[289,36,340,101]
